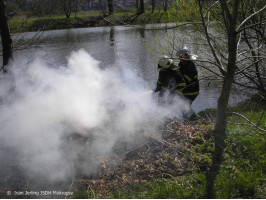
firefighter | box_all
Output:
[176,48,199,120]
[154,56,186,101]
[176,48,199,103]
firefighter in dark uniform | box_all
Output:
[176,48,199,103]
[154,56,187,99]
[176,48,199,120]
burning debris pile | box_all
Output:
[70,118,213,198]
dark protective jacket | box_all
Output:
[178,60,199,102]
[154,69,186,96]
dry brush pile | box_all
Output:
[70,118,213,198]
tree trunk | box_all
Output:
[163,0,168,13]
[205,0,240,197]
[206,74,234,198]
[152,0,155,13]
[139,0,144,14]
[0,0,13,73]
[107,0,113,15]
[61,0,72,18]
[206,26,238,200]
[75,0,77,18]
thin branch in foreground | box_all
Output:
[204,0,219,18]
[197,0,226,76]
[227,112,266,132]
[236,5,266,32]
[237,20,266,34]
[235,58,264,75]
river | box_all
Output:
[10,24,248,113]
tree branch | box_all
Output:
[236,5,266,32]
[235,58,264,75]
[237,20,266,34]
[219,0,232,32]
[197,0,227,76]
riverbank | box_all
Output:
[71,93,265,199]
[8,11,181,33]
[0,94,264,199]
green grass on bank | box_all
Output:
[216,94,266,198]
[74,94,265,199]
[74,173,207,199]
[124,95,265,199]
[110,173,207,199]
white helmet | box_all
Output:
[158,56,173,70]
[176,48,190,59]
[176,48,198,60]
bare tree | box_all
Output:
[0,0,13,73]
[234,0,266,94]
[60,0,72,18]
[194,0,266,197]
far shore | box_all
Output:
[9,11,181,33]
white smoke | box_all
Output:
[0,49,190,181]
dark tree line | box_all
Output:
[5,0,178,19]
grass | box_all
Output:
[73,173,207,199]
[214,94,266,198]
[110,174,206,199]
[77,93,265,199]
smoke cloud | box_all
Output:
[0,49,189,182]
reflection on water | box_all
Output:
[11,25,248,112]
[137,25,146,39]
[109,26,115,46]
